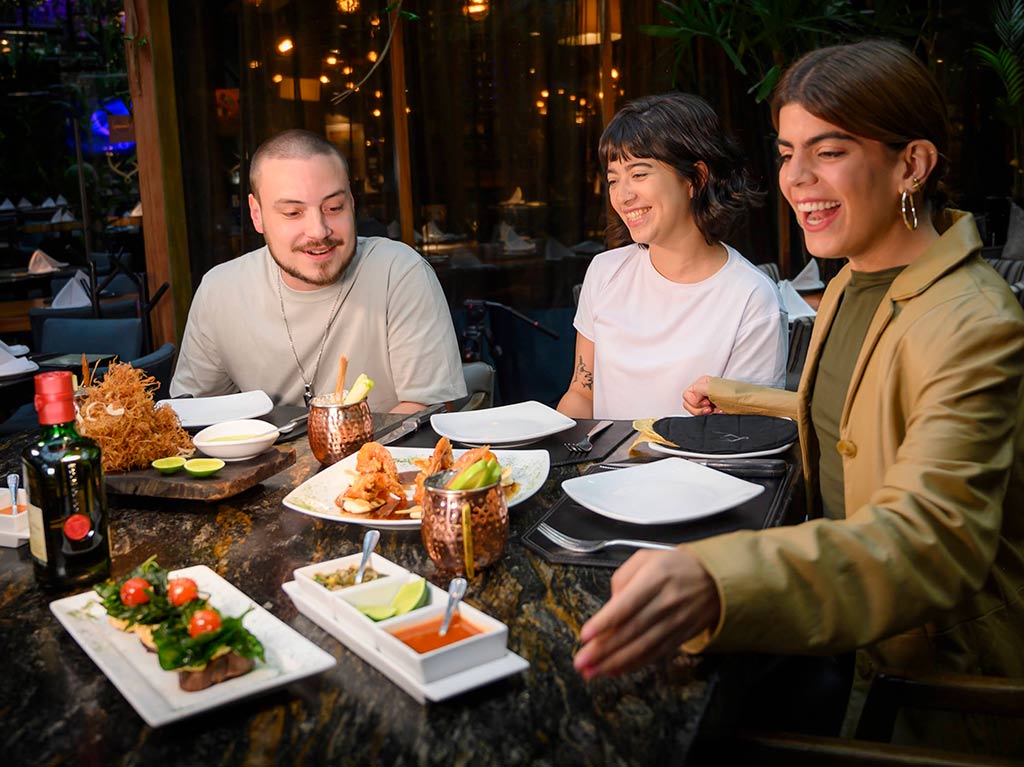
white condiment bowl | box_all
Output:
[192,419,280,461]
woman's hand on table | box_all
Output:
[683,375,723,416]
[573,548,720,680]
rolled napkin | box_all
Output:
[777,280,816,320]
[0,346,38,377]
[28,249,69,274]
[61,210,75,222]
[49,209,63,223]
[41,197,55,208]
[498,221,534,253]
[51,270,91,308]
[55,194,67,206]
[17,197,32,209]
[0,198,14,211]
[0,339,30,357]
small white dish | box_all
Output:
[50,565,336,727]
[646,441,793,460]
[334,573,444,649]
[561,457,765,525]
[283,447,549,530]
[293,553,409,607]
[0,507,29,548]
[430,401,575,445]
[282,581,528,703]
[193,419,280,461]
[160,391,274,428]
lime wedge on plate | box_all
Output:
[152,457,186,475]
[359,605,397,621]
[391,577,430,614]
[184,458,225,478]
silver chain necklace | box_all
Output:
[276,272,345,406]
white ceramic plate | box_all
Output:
[160,391,274,428]
[561,457,765,525]
[282,447,550,530]
[0,357,38,378]
[49,565,336,727]
[430,401,575,446]
[283,581,528,704]
[647,440,794,460]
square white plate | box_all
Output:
[561,457,765,525]
[283,581,528,703]
[160,391,274,428]
[49,565,336,727]
[283,446,550,529]
[430,401,575,445]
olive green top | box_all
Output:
[811,265,906,518]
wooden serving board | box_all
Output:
[104,445,297,502]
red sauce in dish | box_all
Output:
[389,614,483,653]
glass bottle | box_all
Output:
[23,371,110,589]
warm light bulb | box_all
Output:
[342,66,354,75]
[463,2,488,19]
[367,51,378,62]
[610,68,619,79]
[336,0,360,12]
[535,100,544,108]
[248,60,260,69]
[372,109,382,118]
[541,89,549,98]
[579,97,587,106]
[326,55,338,65]
[320,75,330,84]
[272,74,283,83]
[374,90,383,98]
[370,16,380,26]
[277,38,294,53]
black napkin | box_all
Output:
[521,460,799,568]
[652,414,797,456]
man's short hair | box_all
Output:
[249,129,350,200]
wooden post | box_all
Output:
[124,0,191,347]
[388,9,414,247]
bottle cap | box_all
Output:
[34,371,76,425]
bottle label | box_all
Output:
[26,491,47,564]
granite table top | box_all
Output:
[0,415,714,767]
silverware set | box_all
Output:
[563,420,613,453]
[536,522,675,553]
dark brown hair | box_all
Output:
[771,39,949,210]
[249,129,350,200]
[599,91,762,247]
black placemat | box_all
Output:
[378,418,634,466]
[521,459,799,568]
[265,404,309,444]
[652,414,798,456]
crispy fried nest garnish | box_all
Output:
[76,361,194,473]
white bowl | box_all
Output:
[192,419,280,461]
[375,600,508,683]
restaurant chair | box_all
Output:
[125,342,175,400]
[28,304,94,350]
[1010,281,1024,310]
[757,262,783,283]
[572,283,582,308]
[40,317,143,362]
[786,316,815,392]
[453,361,495,411]
[983,256,1024,285]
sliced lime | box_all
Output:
[184,458,225,478]
[390,577,430,614]
[359,604,397,621]
[152,457,186,475]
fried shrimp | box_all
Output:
[337,442,405,513]
[413,437,454,505]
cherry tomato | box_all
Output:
[188,609,222,638]
[119,577,151,607]
[167,578,199,607]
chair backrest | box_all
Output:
[1011,281,1024,310]
[786,316,815,392]
[454,361,496,411]
[40,317,144,362]
[98,296,141,320]
[983,256,1024,284]
[757,262,782,283]
[28,304,94,350]
[572,283,582,308]
[128,342,176,400]
[96,272,139,297]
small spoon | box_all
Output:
[438,577,468,637]
[277,413,309,435]
[6,473,18,511]
[354,529,380,585]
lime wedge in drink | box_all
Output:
[390,577,430,614]
[359,605,397,621]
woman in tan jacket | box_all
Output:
[574,40,1024,750]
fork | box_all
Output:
[536,522,676,552]
[563,420,613,453]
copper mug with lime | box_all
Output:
[307,392,372,466]
[420,466,508,576]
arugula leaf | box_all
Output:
[93,556,178,628]
[153,607,266,671]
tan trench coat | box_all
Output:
[685,212,1024,746]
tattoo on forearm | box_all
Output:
[576,355,593,391]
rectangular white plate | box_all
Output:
[430,401,575,445]
[283,581,528,703]
[561,457,765,525]
[283,447,550,530]
[50,565,336,727]
[159,391,274,428]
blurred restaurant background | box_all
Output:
[0,1,1019,406]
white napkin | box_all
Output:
[28,249,68,274]
[0,339,30,357]
[129,200,143,217]
[498,222,534,253]
[425,220,445,242]
[0,198,14,211]
[0,347,38,377]
[61,210,75,222]
[778,280,816,320]
[49,209,63,223]
[51,270,91,308]
[17,197,32,209]
[502,187,524,205]
[790,259,824,291]
[41,197,55,208]
[55,194,67,206]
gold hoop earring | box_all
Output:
[901,189,918,231]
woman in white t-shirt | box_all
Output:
[557,92,787,420]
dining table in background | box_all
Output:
[0,414,800,766]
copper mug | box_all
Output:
[420,469,508,576]
[307,392,373,466]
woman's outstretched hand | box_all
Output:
[573,548,720,680]
[683,375,722,416]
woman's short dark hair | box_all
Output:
[771,39,949,211]
[599,92,762,247]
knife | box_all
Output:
[377,403,447,446]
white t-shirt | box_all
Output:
[170,237,466,410]
[575,243,787,420]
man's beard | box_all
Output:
[271,238,355,288]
